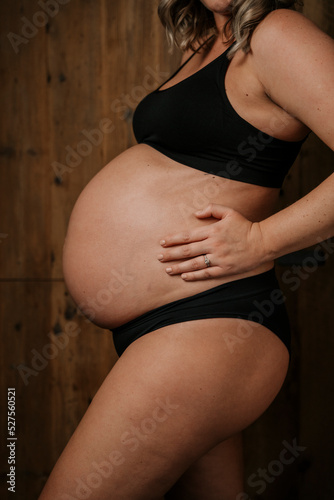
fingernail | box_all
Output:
[160,240,166,246]
[157,254,164,261]
[181,273,188,279]
[166,267,172,273]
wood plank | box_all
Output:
[47,0,108,278]
[1,280,117,498]
[0,0,52,279]
[100,0,179,163]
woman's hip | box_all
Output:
[112,267,291,357]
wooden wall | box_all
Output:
[0,1,333,498]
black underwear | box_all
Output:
[112,269,291,357]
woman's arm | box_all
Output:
[251,9,334,152]
[251,9,334,257]
[258,173,334,261]
[158,10,334,281]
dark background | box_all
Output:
[1,0,333,498]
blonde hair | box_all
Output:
[158,0,302,58]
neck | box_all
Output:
[213,12,232,40]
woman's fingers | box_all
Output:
[159,205,233,250]
[163,254,217,278]
[181,267,224,281]
[158,240,207,262]
[195,204,233,220]
[160,227,208,248]
[159,205,232,250]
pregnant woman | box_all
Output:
[39,1,334,499]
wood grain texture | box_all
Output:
[0,1,333,499]
[1,1,177,498]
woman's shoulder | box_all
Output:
[249,8,334,83]
[248,8,334,150]
[250,8,327,57]
[253,8,312,34]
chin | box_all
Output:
[200,0,232,14]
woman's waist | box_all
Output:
[71,243,275,329]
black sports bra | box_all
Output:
[133,40,306,188]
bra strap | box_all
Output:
[156,34,216,91]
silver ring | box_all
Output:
[204,254,211,268]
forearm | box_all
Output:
[259,172,334,260]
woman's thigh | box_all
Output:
[38,318,289,500]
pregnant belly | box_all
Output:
[63,144,276,328]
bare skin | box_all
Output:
[62,14,309,329]
[164,433,245,499]
[40,3,334,499]
[39,319,289,499]
[159,9,334,281]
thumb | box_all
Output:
[195,204,232,220]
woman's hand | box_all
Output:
[157,204,268,281]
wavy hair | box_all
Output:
[158,0,303,58]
